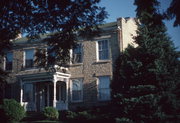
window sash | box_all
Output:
[6,62,12,70]
[72,90,82,101]
[25,49,34,68]
[98,40,109,60]
[73,44,82,63]
[25,59,33,68]
[98,76,110,101]
[23,84,34,102]
[71,79,83,101]
[99,88,110,100]
[5,52,13,70]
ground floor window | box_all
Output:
[23,83,34,102]
[97,76,111,101]
[71,78,83,102]
[56,83,66,101]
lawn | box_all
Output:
[21,121,66,123]
[20,112,67,123]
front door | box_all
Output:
[56,82,68,110]
[36,83,47,111]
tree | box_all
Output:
[0,0,107,102]
[166,0,180,27]
[111,0,180,122]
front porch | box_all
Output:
[18,72,70,111]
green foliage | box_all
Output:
[111,0,180,122]
[166,0,180,27]
[115,117,133,123]
[43,107,59,120]
[66,110,98,123]
[66,110,78,120]
[1,99,26,122]
[77,111,94,120]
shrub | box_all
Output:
[115,117,133,123]
[66,111,77,120]
[77,111,94,120]
[66,110,96,123]
[1,99,26,122]
[43,107,59,120]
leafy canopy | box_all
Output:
[0,0,107,57]
[0,0,107,101]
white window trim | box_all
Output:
[96,39,110,62]
[3,56,6,70]
[97,76,111,101]
[70,78,83,103]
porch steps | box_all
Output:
[22,111,45,122]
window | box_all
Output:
[23,83,34,102]
[97,40,109,60]
[47,47,56,65]
[71,79,83,102]
[5,52,13,70]
[72,44,83,63]
[25,49,34,68]
[56,83,66,101]
[97,76,111,101]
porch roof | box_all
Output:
[18,72,70,83]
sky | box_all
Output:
[99,0,180,50]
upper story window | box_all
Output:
[24,49,34,68]
[71,78,83,102]
[72,44,83,63]
[97,76,111,101]
[97,40,109,60]
[47,47,56,65]
[5,52,13,71]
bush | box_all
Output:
[77,111,95,120]
[43,107,59,120]
[115,117,133,123]
[66,110,97,123]
[0,99,26,122]
[66,110,77,120]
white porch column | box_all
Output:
[20,79,23,106]
[65,78,69,110]
[53,75,57,108]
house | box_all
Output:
[1,17,137,111]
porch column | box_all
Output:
[66,78,69,110]
[47,84,49,106]
[20,79,23,106]
[66,78,69,102]
[53,75,57,108]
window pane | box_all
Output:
[25,49,34,68]
[98,76,110,101]
[99,88,110,100]
[73,44,82,63]
[23,84,34,102]
[72,79,83,101]
[72,90,82,101]
[6,52,13,70]
[25,49,34,59]
[98,76,110,88]
[98,40,109,60]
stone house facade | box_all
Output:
[1,17,137,111]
